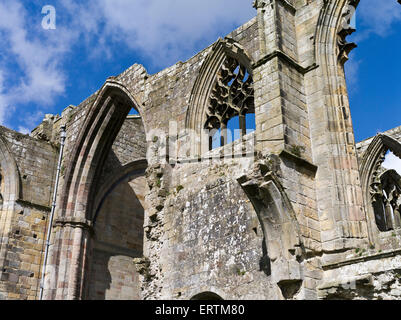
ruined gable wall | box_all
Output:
[133,12,320,299]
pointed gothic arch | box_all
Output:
[186,38,255,156]
[59,79,146,221]
[91,159,148,227]
[85,159,148,300]
[360,134,401,235]
[46,79,148,300]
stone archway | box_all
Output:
[44,79,148,300]
[86,160,148,300]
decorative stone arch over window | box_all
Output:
[360,134,401,235]
[186,38,255,157]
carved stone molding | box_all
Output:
[253,0,268,9]
[337,0,360,64]
[55,217,93,232]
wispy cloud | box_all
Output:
[344,53,361,91]
[354,0,401,41]
[383,151,401,176]
[0,0,73,129]
[0,0,255,132]
[65,0,255,67]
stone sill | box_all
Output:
[171,152,258,165]
[322,248,401,271]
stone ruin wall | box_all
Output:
[0,126,58,300]
[0,0,401,300]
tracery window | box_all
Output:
[205,56,255,150]
[371,153,401,231]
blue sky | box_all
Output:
[0,0,399,145]
[346,0,401,143]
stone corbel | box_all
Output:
[337,0,360,65]
[253,0,269,9]
[54,216,93,232]
[253,0,295,13]
[237,155,304,291]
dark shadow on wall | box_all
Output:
[259,239,271,277]
[87,249,143,300]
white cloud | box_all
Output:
[0,0,255,131]
[382,152,401,176]
[0,0,74,128]
[344,53,361,90]
[354,0,401,41]
[346,1,401,95]
[17,126,30,135]
[66,0,255,67]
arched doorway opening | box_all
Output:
[191,292,224,301]
[86,160,148,300]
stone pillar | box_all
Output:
[253,0,369,253]
[304,0,368,252]
[253,0,312,161]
